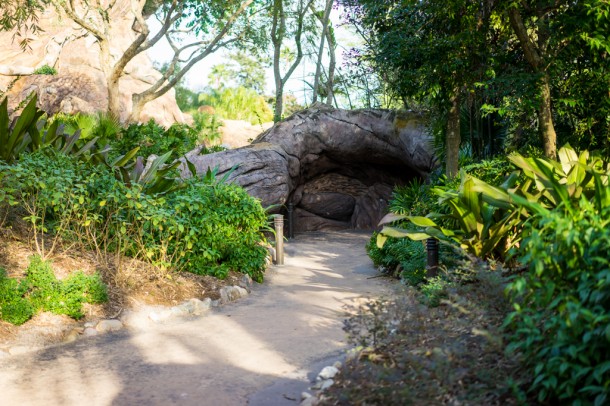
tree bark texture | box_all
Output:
[508,6,557,159]
[446,92,461,178]
[311,0,333,104]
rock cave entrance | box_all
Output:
[184,106,436,233]
[289,162,421,232]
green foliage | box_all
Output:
[191,112,222,145]
[366,234,426,285]
[208,51,270,95]
[116,120,198,160]
[175,85,200,111]
[33,65,57,75]
[0,150,269,281]
[25,256,107,319]
[378,174,520,260]
[419,276,452,308]
[379,146,610,261]
[167,179,269,282]
[0,269,34,325]
[388,178,435,216]
[0,257,107,325]
[0,95,45,163]
[505,200,610,404]
[199,86,273,124]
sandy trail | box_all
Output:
[0,231,392,406]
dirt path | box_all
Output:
[0,232,393,406]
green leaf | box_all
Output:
[379,226,430,240]
[406,215,437,227]
[378,212,407,226]
[111,147,141,168]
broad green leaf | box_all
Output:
[378,212,407,226]
[112,147,141,168]
[405,215,437,227]
[376,233,387,248]
[379,226,430,240]
[140,151,173,184]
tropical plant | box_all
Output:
[115,120,199,160]
[505,198,610,404]
[378,145,610,261]
[0,95,44,163]
[378,172,520,260]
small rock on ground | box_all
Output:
[96,319,123,333]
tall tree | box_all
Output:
[310,0,333,104]
[342,0,493,177]
[270,0,315,122]
[53,0,259,122]
[505,3,557,158]
[501,0,609,158]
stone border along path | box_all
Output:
[0,231,395,406]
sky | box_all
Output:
[146,5,358,105]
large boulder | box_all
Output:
[185,105,436,232]
[0,3,186,126]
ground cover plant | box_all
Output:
[0,256,107,325]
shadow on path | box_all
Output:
[0,231,394,405]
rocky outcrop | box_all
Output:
[218,120,274,148]
[0,4,186,126]
[185,106,436,232]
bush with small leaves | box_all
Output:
[25,256,108,319]
[0,269,34,325]
[505,199,610,404]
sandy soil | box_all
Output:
[0,231,394,406]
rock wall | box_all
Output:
[0,3,186,126]
[185,106,436,232]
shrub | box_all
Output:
[0,150,117,258]
[505,200,610,404]
[167,180,269,282]
[366,234,426,285]
[0,269,34,325]
[191,112,222,145]
[25,256,107,319]
[33,65,57,75]
[0,149,269,281]
[0,257,107,324]
[116,120,198,159]
[198,86,273,124]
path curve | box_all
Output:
[0,232,393,405]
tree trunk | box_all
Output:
[311,0,332,104]
[274,83,284,123]
[446,92,461,178]
[324,14,336,105]
[98,40,121,120]
[508,6,557,159]
[271,0,310,122]
[271,0,284,123]
[539,74,557,158]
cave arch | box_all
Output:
[184,106,436,232]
